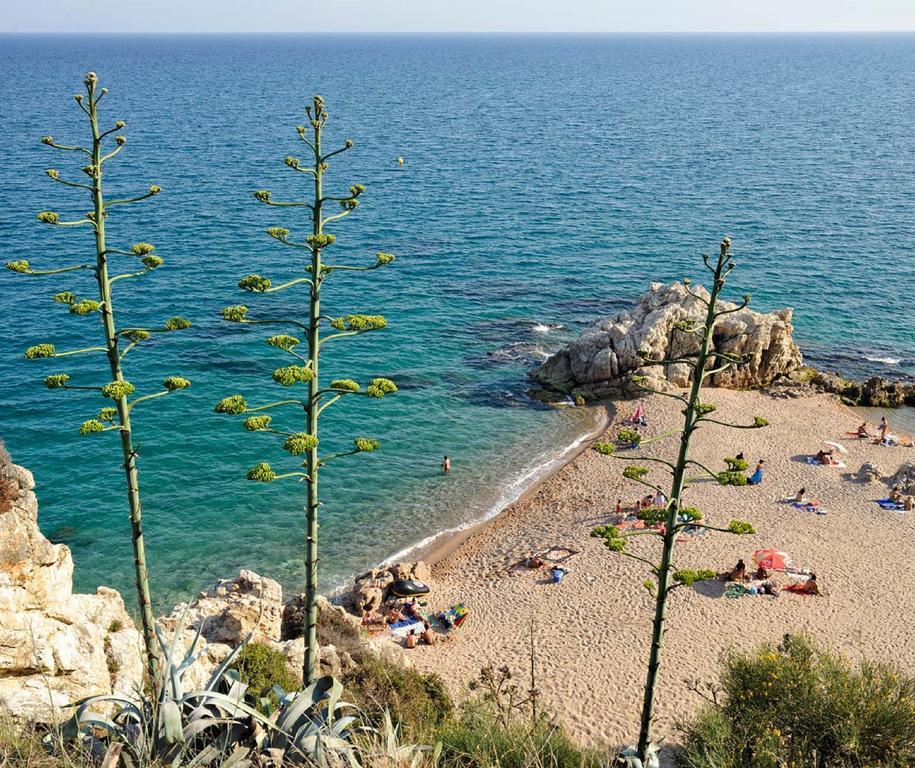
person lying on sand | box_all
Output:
[718,558,746,581]
[815,449,839,466]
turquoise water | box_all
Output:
[1,34,913,608]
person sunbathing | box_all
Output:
[719,558,746,581]
[421,619,436,646]
[890,486,903,504]
[799,573,820,595]
[794,487,806,502]
[753,565,769,580]
[857,422,870,438]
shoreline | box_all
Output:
[374,403,614,572]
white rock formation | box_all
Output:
[0,458,144,722]
[533,281,803,400]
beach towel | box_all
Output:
[806,457,846,468]
[877,499,906,512]
[724,584,746,599]
[792,502,827,515]
[438,603,469,629]
[388,619,424,638]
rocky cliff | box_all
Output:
[532,281,803,400]
[0,451,144,721]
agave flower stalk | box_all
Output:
[8,73,193,685]
[590,238,766,765]
[217,96,397,685]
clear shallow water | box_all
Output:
[0,34,913,608]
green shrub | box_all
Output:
[437,703,604,768]
[679,635,915,768]
[723,457,748,472]
[342,654,453,739]
[717,470,748,486]
[232,641,299,708]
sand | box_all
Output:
[408,389,915,751]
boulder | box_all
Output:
[857,462,883,483]
[159,569,283,646]
[532,281,803,400]
[0,449,144,723]
[889,463,915,495]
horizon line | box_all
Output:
[3,29,915,36]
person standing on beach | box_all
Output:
[441,455,451,473]
[879,416,889,442]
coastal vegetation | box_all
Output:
[215,95,397,686]
[5,72,193,682]
[591,238,765,764]
[679,635,915,768]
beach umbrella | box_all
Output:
[752,548,791,570]
[823,441,848,454]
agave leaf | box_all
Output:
[203,626,255,693]
[175,622,205,679]
[161,699,184,745]
[222,744,255,768]
[331,716,357,737]
[187,689,274,724]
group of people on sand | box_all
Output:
[856,416,912,447]
[363,599,437,647]
[814,448,841,466]
[890,485,915,511]
[718,558,820,596]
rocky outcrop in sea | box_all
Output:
[532,281,803,400]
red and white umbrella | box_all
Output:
[752,548,791,570]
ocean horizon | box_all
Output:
[1,32,913,609]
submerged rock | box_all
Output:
[532,281,803,400]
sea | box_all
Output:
[0,33,913,608]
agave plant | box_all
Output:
[58,617,268,768]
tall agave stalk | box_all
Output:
[216,95,397,686]
[6,72,193,683]
[591,238,766,765]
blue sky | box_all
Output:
[4,0,915,34]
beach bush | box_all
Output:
[232,641,299,708]
[678,635,915,768]
[437,703,604,768]
[342,654,453,739]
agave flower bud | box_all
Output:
[284,157,300,169]
[163,376,191,391]
[330,379,360,392]
[37,211,59,224]
[123,329,150,342]
[131,242,156,255]
[349,184,365,197]
[25,343,55,359]
[283,433,319,455]
[44,373,70,389]
[305,233,335,248]
[74,94,83,103]
[98,407,117,423]
[593,442,616,456]
[340,199,359,211]
[267,335,300,350]
[46,169,59,179]
[354,437,380,452]
[115,135,126,146]
[344,139,354,148]
[102,380,136,399]
[375,252,395,266]
[266,227,289,241]
[246,462,276,482]
[365,377,397,398]
[752,416,769,428]
[69,299,101,315]
[142,255,163,270]
[222,305,249,323]
[743,293,752,303]
[272,365,314,386]
[148,185,161,195]
[254,190,272,203]
[6,260,30,273]
[164,316,192,331]
[243,415,272,431]
[52,292,77,305]
[330,314,387,332]
[84,72,97,86]
[238,274,271,292]
[79,419,105,435]
[81,165,99,178]
[115,121,126,129]
[215,394,247,414]
[296,125,306,135]
[41,136,54,145]
[727,519,754,535]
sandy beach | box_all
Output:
[410,390,915,750]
